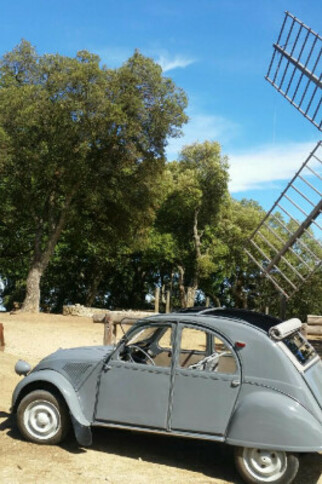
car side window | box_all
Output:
[179,328,207,368]
[118,324,173,368]
[212,335,237,374]
[179,327,237,374]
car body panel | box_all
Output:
[95,361,171,428]
[170,368,240,434]
[226,387,322,452]
[304,360,322,409]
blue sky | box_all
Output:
[1,0,321,210]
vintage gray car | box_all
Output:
[12,308,322,483]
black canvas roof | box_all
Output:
[176,307,282,333]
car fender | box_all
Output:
[226,388,322,452]
[12,369,92,446]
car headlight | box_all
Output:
[15,360,31,376]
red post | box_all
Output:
[0,323,5,347]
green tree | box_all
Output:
[156,141,229,307]
[0,41,187,312]
[196,198,265,308]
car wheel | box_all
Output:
[17,389,70,445]
[234,446,299,483]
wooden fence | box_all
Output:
[304,315,322,337]
[93,310,156,345]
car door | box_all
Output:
[170,323,241,436]
[95,322,173,429]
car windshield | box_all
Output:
[283,331,317,366]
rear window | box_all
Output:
[283,332,317,366]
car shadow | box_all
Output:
[83,427,242,482]
[63,427,322,483]
[0,410,10,419]
[2,415,321,483]
[0,411,13,430]
[1,413,242,481]
[294,452,322,484]
[0,411,24,440]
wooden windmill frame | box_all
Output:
[246,12,321,312]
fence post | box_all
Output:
[154,287,160,313]
[103,315,115,345]
[165,290,171,313]
[0,323,4,348]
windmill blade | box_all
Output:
[245,141,322,299]
[266,11,321,131]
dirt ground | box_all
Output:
[0,312,321,484]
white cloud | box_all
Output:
[229,141,319,193]
[166,113,239,160]
[94,47,195,73]
[157,54,195,72]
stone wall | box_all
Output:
[62,304,156,319]
[62,304,108,317]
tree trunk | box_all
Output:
[21,265,43,312]
[186,208,201,308]
[186,286,197,307]
[176,209,203,309]
[193,208,202,260]
[212,295,221,307]
[232,275,248,309]
[85,270,103,307]
[21,193,74,313]
[178,265,187,308]
[177,266,198,308]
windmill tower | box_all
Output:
[245,12,321,317]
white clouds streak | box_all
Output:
[229,141,317,193]
[95,47,195,73]
[157,54,195,72]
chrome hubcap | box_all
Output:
[24,400,60,440]
[242,448,287,482]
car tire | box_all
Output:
[234,446,299,484]
[17,389,70,445]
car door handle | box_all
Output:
[231,380,240,387]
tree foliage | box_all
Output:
[156,141,230,307]
[0,41,187,311]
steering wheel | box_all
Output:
[188,351,229,371]
[127,344,156,366]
